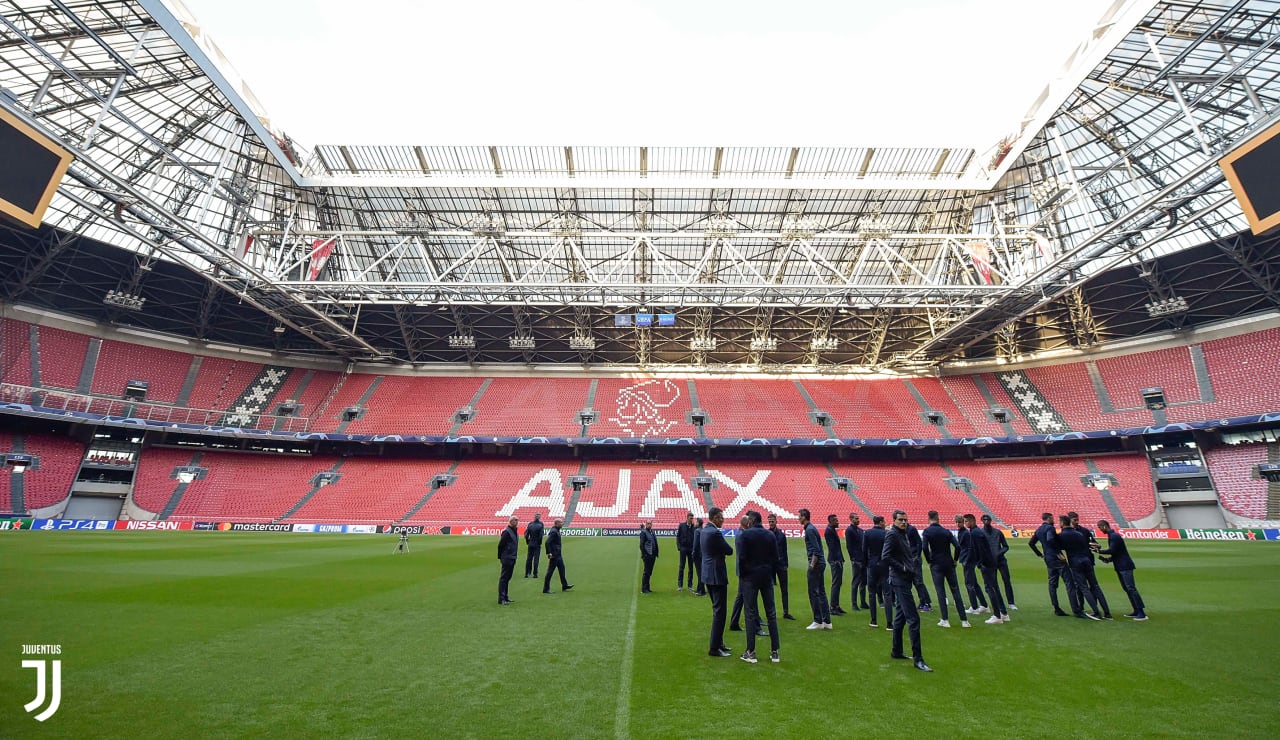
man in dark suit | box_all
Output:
[884,510,932,672]
[738,511,781,663]
[676,512,697,591]
[824,514,846,616]
[730,515,766,636]
[980,514,1016,610]
[639,520,659,594]
[1029,511,1074,615]
[701,507,735,657]
[921,510,969,628]
[865,515,890,629]
[964,514,1009,624]
[906,522,933,613]
[497,516,519,605]
[799,508,831,630]
[1097,520,1147,620]
[767,513,794,620]
[691,516,706,596]
[542,518,574,593]
[956,513,988,616]
[1070,512,1110,618]
[524,512,545,578]
[845,512,867,610]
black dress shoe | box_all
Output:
[563,584,574,591]
[709,649,732,657]
[756,629,768,637]
[783,613,796,620]
[914,659,933,672]
[1054,609,1069,616]
[728,624,742,631]
[890,652,909,660]
[542,590,552,594]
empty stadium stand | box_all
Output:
[693,380,820,438]
[405,458,582,526]
[460,378,589,437]
[34,325,90,390]
[90,339,192,403]
[1,318,33,386]
[143,449,339,522]
[1205,443,1271,519]
[288,457,444,523]
[343,375,485,436]
[0,433,84,511]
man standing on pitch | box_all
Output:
[1051,515,1106,620]
[639,520,659,594]
[1029,512,1073,616]
[884,510,932,672]
[825,514,847,616]
[676,511,697,591]
[980,514,1016,611]
[542,518,574,593]
[956,513,988,616]
[524,512,545,579]
[964,514,1009,624]
[845,512,868,611]
[799,509,831,630]
[730,515,766,635]
[498,516,519,605]
[768,513,794,620]
[738,511,781,664]
[691,517,706,596]
[865,515,890,629]
[1097,520,1145,620]
[701,507,735,657]
[921,510,969,628]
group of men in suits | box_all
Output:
[496,515,573,605]
[1028,511,1148,621]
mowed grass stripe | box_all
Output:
[1,534,1279,738]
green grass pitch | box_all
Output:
[3,533,1279,738]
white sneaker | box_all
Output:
[985,615,1002,624]
[1009,603,1018,610]
[806,622,824,630]
[937,619,951,628]
[977,606,991,614]
[964,607,977,614]
[1001,614,1012,623]
[961,621,972,628]
[823,622,833,630]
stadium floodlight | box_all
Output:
[447,334,476,349]
[689,337,717,351]
[780,214,819,240]
[855,214,893,241]
[508,336,537,350]
[103,289,145,311]
[750,336,778,352]
[1145,296,1189,317]
[810,336,838,352]
[568,334,596,350]
[703,215,736,239]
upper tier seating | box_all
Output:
[0,434,84,511]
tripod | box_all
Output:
[393,534,410,554]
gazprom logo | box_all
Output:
[21,644,62,721]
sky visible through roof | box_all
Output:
[177,0,1119,149]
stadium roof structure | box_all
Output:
[3,0,1280,371]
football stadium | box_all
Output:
[3,0,1280,735]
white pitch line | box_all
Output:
[614,557,641,740]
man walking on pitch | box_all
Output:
[639,520,659,594]
[884,510,932,672]
[768,513,794,620]
[738,511,781,664]
[921,510,969,628]
[800,509,831,630]
[701,507,735,657]
[497,516,519,605]
[1097,520,1147,620]
[524,512,544,578]
[542,518,574,593]
[964,514,1009,624]
[825,514,847,615]
[676,511,697,591]
[865,515,890,629]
